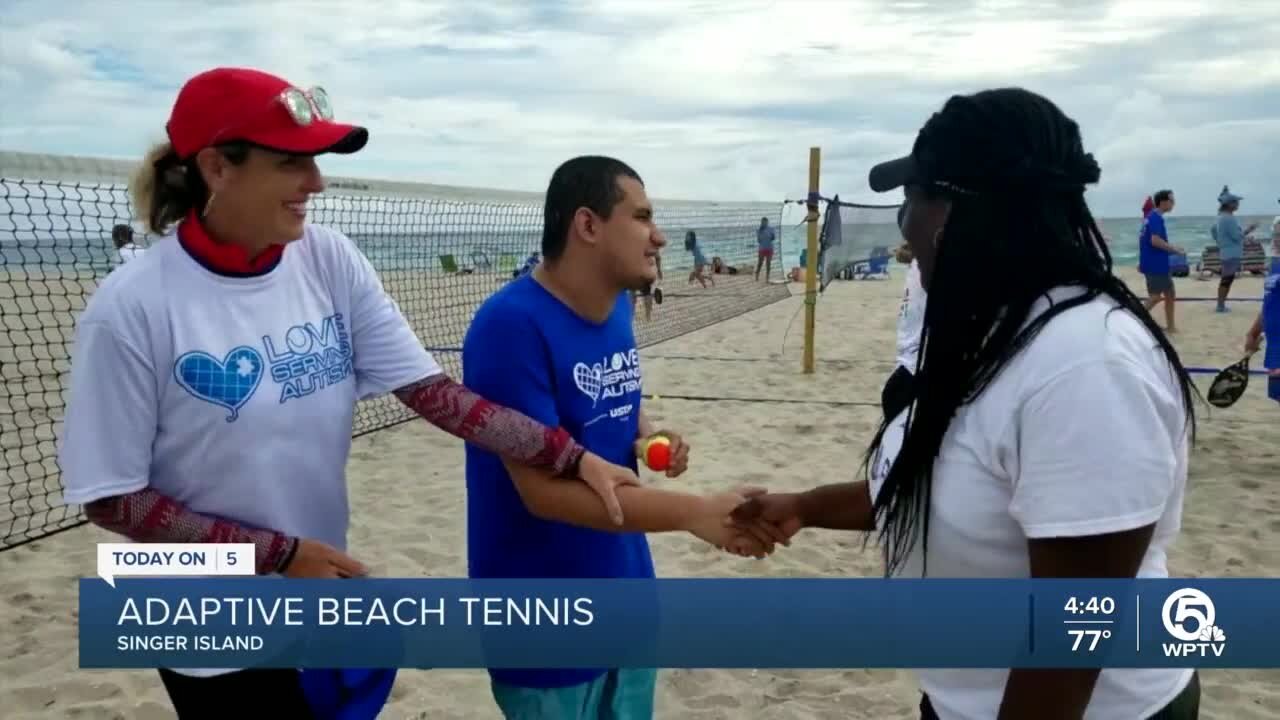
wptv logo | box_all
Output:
[1160,588,1227,658]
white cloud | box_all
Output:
[0,0,1277,216]
[1144,52,1280,95]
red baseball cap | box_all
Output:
[166,67,368,161]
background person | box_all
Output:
[1139,189,1186,332]
[755,216,776,281]
[1211,186,1257,312]
[685,230,713,288]
[111,223,145,265]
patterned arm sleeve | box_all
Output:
[394,374,586,476]
[84,489,297,576]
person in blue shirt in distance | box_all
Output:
[684,229,713,288]
[461,155,775,719]
[755,216,776,282]
[1138,189,1187,333]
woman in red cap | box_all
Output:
[56,67,641,716]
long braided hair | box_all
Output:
[865,88,1200,577]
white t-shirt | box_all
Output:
[869,288,1193,720]
[896,260,926,372]
[115,242,145,264]
[59,223,440,676]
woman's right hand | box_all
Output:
[281,538,369,579]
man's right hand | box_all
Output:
[686,488,775,558]
[282,539,369,579]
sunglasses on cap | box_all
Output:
[279,86,335,125]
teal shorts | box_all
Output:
[490,669,657,720]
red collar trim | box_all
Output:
[177,210,285,276]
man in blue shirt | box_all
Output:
[1244,259,1279,405]
[462,155,773,719]
[1138,189,1187,333]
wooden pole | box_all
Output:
[802,147,821,374]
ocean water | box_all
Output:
[0,223,783,275]
[769,214,1279,274]
[1,213,1275,276]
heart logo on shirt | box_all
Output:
[173,346,265,422]
[572,362,603,405]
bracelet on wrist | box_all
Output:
[275,536,300,574]
[560,445,586,479]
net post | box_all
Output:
[802,147,821,374]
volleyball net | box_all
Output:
[0,150,792,550]
[814,196,903,290]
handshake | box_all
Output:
[572,429,812,559]
[689,486,805,559]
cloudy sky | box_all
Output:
[1,0,1277,217]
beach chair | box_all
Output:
[1195,246,1222,278]
[438,254,474,275]
[1242,238,1267,276]
[849,246,892,280]
[826,247,891,283]
[496,253,519,274]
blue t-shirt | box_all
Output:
[1138,211,1170,275]
[1214,214,1245,260]
[757,226,776,251]
[1263,266,1280,402]
[462,274,655,688]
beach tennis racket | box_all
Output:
[1206,351,1256,408]
[653,286,664,304]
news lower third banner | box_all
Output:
[80,572,1279,669]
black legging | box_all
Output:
[158,668,316,719]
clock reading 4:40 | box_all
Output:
[1065,596,1116,614]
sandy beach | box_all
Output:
[1,263,1277,720]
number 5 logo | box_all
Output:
[1161,588,1215,642]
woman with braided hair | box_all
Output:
[730,88,1201,719]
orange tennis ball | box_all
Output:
[644,435,671,471]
